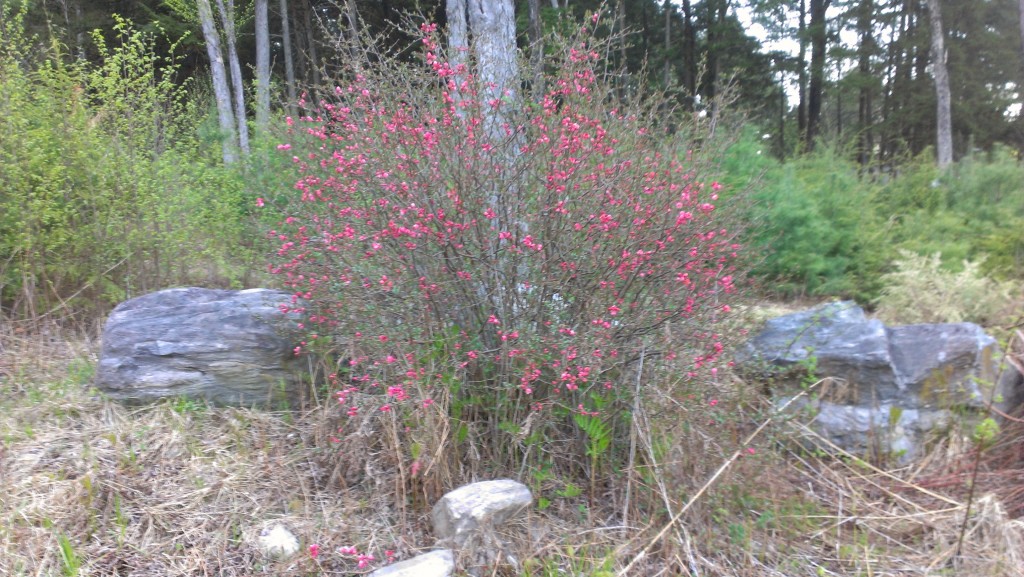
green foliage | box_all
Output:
[972,417,999,448]
[873,148,1024,282]
[873,250,1013,325]
[736,138,1024,304]
[744,143,891,300]
[0,9,257,318]
[56,532,82,576]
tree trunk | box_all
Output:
[302,1,321,93]
[528,0,543,96]
[467,0,520,139]
[927,0,952,166]
[197,0,238,164]
[856,0,873,168]
[344,0,360,58]
[1018,0,1024,102]
[806,0,829,149]
[707,0,728,130]
[663,0,671,87]
[798,0,808,141]
[617,0,628,96]
[280,0,298,118]
[681,0,695,105]
[255,0,270,134]
[446,0,469,108]
[215,0,250,155]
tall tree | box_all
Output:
[681,0,696,100]
[527,0,544,95]
[447,0,519,138]
[280,0,297,118]
[805,0,830,148]
[255,0,270,133]
[196,0,238,164]
[301,1,322,91]
[663,0,672,87]
[855,0,875,167]
[926,0,952,166]
[798,0,808,138]
[1020,0,1024,81]
[214,0,250,155]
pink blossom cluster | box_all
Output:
[267,20,740,453]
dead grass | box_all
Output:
[2,320,1023,576]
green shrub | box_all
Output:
[873,148,1024,280]
[873,250,1013,325]
[0,7,256,319]
[744,147,891,300]
[269,20,743,487]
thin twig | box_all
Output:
[622,346,645,525]
[615,378,827,576]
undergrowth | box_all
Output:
[3,325,1024,575]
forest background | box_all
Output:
[4,0,1024,318]
[3,0,1024,575]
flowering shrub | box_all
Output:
[267,20,741,478]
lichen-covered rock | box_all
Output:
[369,549,454,577]
[95,287,306,407]
[432,479,531,548]
[255,524,300,558]
[736,301,1010,461]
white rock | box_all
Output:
[369,549,455,577]
[257,524,300,558]
[432,479,532,547]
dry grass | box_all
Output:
[2,320,1023,576]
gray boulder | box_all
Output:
[736,301,1009,460]
[95,287,306,407]
[432,479,532,548]
[431,479,531,576]
[369,550,455,577]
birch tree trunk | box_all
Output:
[446,0,469,108]
[215,0,250,155]
[927,0,952,167]
[467,0,520,140]
[255,0,270,133]
[196,0,238,164]
[446,0,523,340]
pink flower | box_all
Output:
[357,553,375,568]
[709,399,718,407]
[256,197,265,207]
[309,544,320,559]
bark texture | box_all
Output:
[927,0,952,167]
[196,0,238,164]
